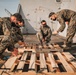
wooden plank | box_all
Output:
[63,52,76,69]
[48,53,58,68]
[2,57,17,69]
[36,48,63,53]
[56,52,74,72]
[0,72,76,75]
[46,57,56,72]
[18,47,36,53]
[0,55,21,74]
[17,52,28,70]
[40,53,47,72]
[29,52,36,71]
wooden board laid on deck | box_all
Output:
[17,52,28,71]
[0,50,76,74]
[1,57,17,70]
[55,52,74,72]
[62,52,76,70]
[29,52,36,71]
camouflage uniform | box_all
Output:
[56,9,76,47]
[11,23,24,43]
[37,25,52,45]
[0,17,13,54]
[0,17,24,55]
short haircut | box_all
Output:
[18,19,25,26]
[20,19,24,24]
[12,13,22,20]
[18,18,24,24]
[49,12,55,17]
[41,20,46,23]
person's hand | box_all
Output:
[65,21,69,25]
[52,31,58,35]
[18,41,24,45]
[18,41,26,47]
[42,38,45,42]
[12,48,18,56]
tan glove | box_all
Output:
[52,31,58,35]
[18,41,25,45]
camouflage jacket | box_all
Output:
[40,25,52,40]
[0,17,24,44]
[11,23,24,43]
[0,17,12,43]
[56,9,76,32]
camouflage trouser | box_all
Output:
[0,42,14,54]
[66,16,76,47]
[36,32,51,45]
[0,35,23,55]
[0,36,14,55]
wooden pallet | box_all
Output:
[0,50,76,75]
[18,43,63,53]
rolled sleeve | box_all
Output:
[57,18,66,32]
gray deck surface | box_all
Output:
[24,35,76,55]
[0,34,76,56]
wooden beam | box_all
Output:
[48,53,58,68]
[56,52,74,72]
[40,53,47,72]
[29,52,36,71]
[46,57,56,72]
[2,72,76,75]
[2,57,17,70]
[63,52,76,69]
[36,48,63,53]
[17,52,28,71]
[18,47,36,53]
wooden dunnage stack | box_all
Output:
[0,49,76,75]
